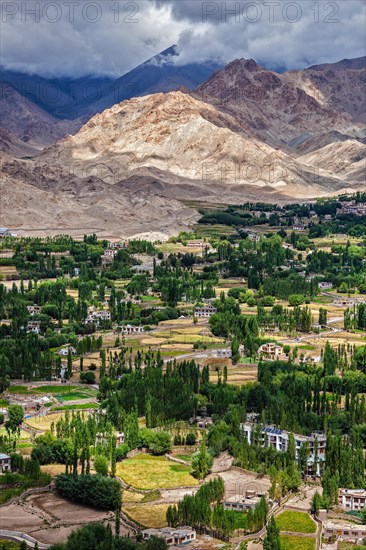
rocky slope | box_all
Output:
[42,91,351,195]
[0,152,199,238]
[194,58,364,149]
[1,55,365,238]
[0,84,81,153]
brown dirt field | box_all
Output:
[216,468,271,499]
[0,266,17,275]
[0,492,127,544]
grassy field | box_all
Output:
[339,544,364,550]
[24,411,88,432]
[116,453,198,490]
[276,511,316,534]
[0,427,30,440]
[41,463,66,476]
[52,403,98,411]
[0,539,22,549]
[124,503,170,528]
[280,535,315,550]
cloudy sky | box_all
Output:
[1,0,365,77]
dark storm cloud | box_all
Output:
[0,0,365,77]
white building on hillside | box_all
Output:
[241,421,326,475]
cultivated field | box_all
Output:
[276,511,316,533]
[124,503,170,528]
[280,535,315,550]
[116,453,199,490]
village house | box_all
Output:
[298,355,321,364]
[339,488,366,511]
[241,421,326,475]
[96,431,124,446]
[0,408,8,422]
[103,249,118,258]
[118,324,144,335]
[194,304,217,318]
[142,527,196,546]
[85,309,111,325]
[333,298,355,307]
[109,241,127,249]
[196,416,213,430]
[0,453,11,473]
[224,494,263,512]
[337,201,366,216]
[186,240,206,248]
[247,232,261,243]
[27,305,41,315]
[26,320,42,334]
[258,343,286,361]
[74,267,80,277]
[322,521,366,543]
[101,249,117,267]
[216,348,232,359]
[0,228,10,239]
[58,346,76,356]
[318,282,333,290]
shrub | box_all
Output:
[288,294,305,307]
[149,431,172,455]
[185,433,197,446]
[80,371,96,384]
[94,455,109,476]
[115,444,129,462]
[55,474,121,510]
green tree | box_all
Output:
[263,517,281,550]
[5,404,24,437]
[94,455,109,476]
[191,435,213,479]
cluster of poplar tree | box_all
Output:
[167,477,268,536]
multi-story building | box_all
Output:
[27,320,42,334]
[258,343,285,361]
[85,309,111,325]
[194,304,217,317]
[339,489,366,511]
[241,421,326,475]
[27,305,41,315]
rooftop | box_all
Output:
[0,453,11,460]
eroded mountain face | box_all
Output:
[1,56,365,238]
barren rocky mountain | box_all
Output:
[0,84,81,154]
[1,55,365,238]
[298,139,366,183]
[288,57,366,124]
[194,58,365,149]
[0,152,199,238]
[40,91,346,190]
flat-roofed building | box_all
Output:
[323,521,366,543]
[142,527,196,546]
[0,453,11,472]
[224,495,262,512]
[241,421,326,475]
[339,489,366,511]
[194,304,217,317]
